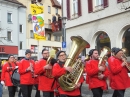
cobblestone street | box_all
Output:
[2,83,130,97]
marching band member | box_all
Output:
[0,59,2,97]
[35,49,56,97]
[19,49,35,97]
[108,48,130,97]
[1,54,17,97]
[33,60,40,97]
[86,49,109,97]
[53,51,82,97]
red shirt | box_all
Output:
[52,63,81,96]
[19,59,35,85]
[108,57,130,89]
[35,59,55,91]
[86,59,109,90]
[1,62,16,86]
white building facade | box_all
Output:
[0,0,26,59]
[63,0,130,59]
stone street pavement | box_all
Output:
[2,83,130,97]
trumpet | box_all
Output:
[45,56,54,78]
[121,50,130,71]
[98,46,111,75]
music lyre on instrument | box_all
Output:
[121,48,130,71]
[45,47,59,78]
[98,46,111,76]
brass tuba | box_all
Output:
[98,46,111,75]
[58,36,90,91]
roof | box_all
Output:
[51,0,61,9]
[4,0,26,8]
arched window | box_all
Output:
[96,32,111,53]
[122,28,130,56]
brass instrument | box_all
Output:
[121,48,130,71]
[58,36,90,91]
[84,54,90,61]
[45,47,59,78]
[98,46,111,75]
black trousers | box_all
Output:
[20,84,33,97]
[60,94,80,97]
[91,87,103,97]
[112,90,125,97]
[43,91,54,97]
[34,84,40,97]
[8,86,17,97]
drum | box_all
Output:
[11,68,20,86]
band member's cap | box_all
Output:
[25,49,32,55]
[114,48,122,55]
[56,51,65,58]
[111,47,116,53]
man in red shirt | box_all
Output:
[19,49,35,97]
[108,48,130,97]
[1,54,17,97]
[35,49,56,97]
[86,49,109,97]
[53,51,82,97]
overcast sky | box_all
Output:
[57,0,61,4]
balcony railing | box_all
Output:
[50,21,62,32]
[44,23,51,29]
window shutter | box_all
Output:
[66,0,70,20]
[88,0,93,13]
[78,0,82,16]
[103,0,108,8]
[117,0,123,3]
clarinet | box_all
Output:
[30,62,34,78]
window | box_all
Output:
[30,30,34,38]
[122,28,130,56]
[19,24,23,33]
[66,0,82,19]
[47,33,51,40]
[48,19,51,28]
[88,0,108,13]
[55,8,58,15]
[31,45,38,53]
[7,13,12,23]
[20,41,22,50]
[48,6,51,14]
[54,36,60,41]
[96,32,111,53]
[95,0,103,6]
[72,0,78,14]
[7,31,12,41]
[0,10,1,21]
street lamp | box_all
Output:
[62,17,67,50]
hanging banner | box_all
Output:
[30,4,44,15]
[31,4,46,40]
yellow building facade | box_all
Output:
[17,0,62,59]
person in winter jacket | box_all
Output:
[86,49,109,97]
[18,49,35,97]
[108,48,130,97]
[52,51,83,97]
[1,54,17,97]
[35,49,56,97]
